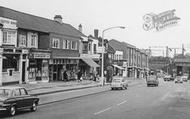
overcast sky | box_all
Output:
[1,0,190,56]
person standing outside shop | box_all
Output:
[77,70,83,82]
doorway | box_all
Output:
[22,62,26,83]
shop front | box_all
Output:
[28,50,50,83]
[49,58,79,81]
[0,47,28,85]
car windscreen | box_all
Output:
[0,89,12,98]
[113,79,122,82]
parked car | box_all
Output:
[175,76,183,83]
[111,77,128,90]
[164,75,172,81]
[181,75,188,82]
[147,75,159,87]
[0,86,39,116]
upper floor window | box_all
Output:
[71,41,77,50]
[66,40,70,49]
[3,30,16,45]
[27,32,38,48]
[63,39,66,49]
[93,44,97,54]
[19,34,26,47]
[52,38,60,48]
[31,34,37,46]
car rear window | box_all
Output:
[0,89,12,97]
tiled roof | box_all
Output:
[0,6,84,38]
[108,39,136,51]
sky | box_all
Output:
[1,0,190,56]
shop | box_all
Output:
[28,50,50,83]
[0,47,28,85]
[49,58,79,81]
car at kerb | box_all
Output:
[0,86,39,116]
[181,75,188,82]
[111,77,128,90]
[175,76,183,83]
[147,75,159,87]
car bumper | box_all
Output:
[147,81,158,85]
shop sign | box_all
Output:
[143,9,180,31]
[34,52,50,59]
[0,17,17,29]
[29,52,50,59]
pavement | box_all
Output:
[15,77,145,105]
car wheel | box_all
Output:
[111,87,114,90]
[31,102,37,112]
[10,106,16,116]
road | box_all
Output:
[2,79,190,119]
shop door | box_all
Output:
[22,62,26,83]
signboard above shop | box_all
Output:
[29,52,51,59]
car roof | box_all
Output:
[0,86,24,90]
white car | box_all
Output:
[181,75,188,82]
[175,76,183,83]
[111,77,128,90]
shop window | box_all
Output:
[52,38,60,48]
[19,34,26,47]
[2,55,19,72]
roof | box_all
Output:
[108,39,136,51]
[0,6,84,38]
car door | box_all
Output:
[20,88,32,107]
[12,89,23,109]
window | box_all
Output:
[3,30,16,45]
[93,44,97,54]
[52,38,60,48]
[20,88,27,95]
[31,34,37,46]
[0,89,12,97]
[2,54,19,72]
[13,89,20,96]
[88,43,91,51]
[66,40,70,49]
[71,41,77,50]
[19,34,26,47]
[63,39,66,49]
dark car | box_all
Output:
[0,86,39,116]
[147,75,159,87]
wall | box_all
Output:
[2,71,20,83]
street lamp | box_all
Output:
[100,26,125,86]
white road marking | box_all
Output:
[94,107,111,115]
[160,91,171,101]
[117,100,127,106]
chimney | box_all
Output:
[78,24,82,33]
[54,15,63,24]
[94,29,99,39]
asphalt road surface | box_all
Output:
[2,79,190,119]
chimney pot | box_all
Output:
[54,15,63,24]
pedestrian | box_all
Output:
[63,70,68,81]
[77,70,83,81]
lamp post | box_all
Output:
[100,26,125,86]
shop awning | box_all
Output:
[81,58,99,67]
[112,64,124,70]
